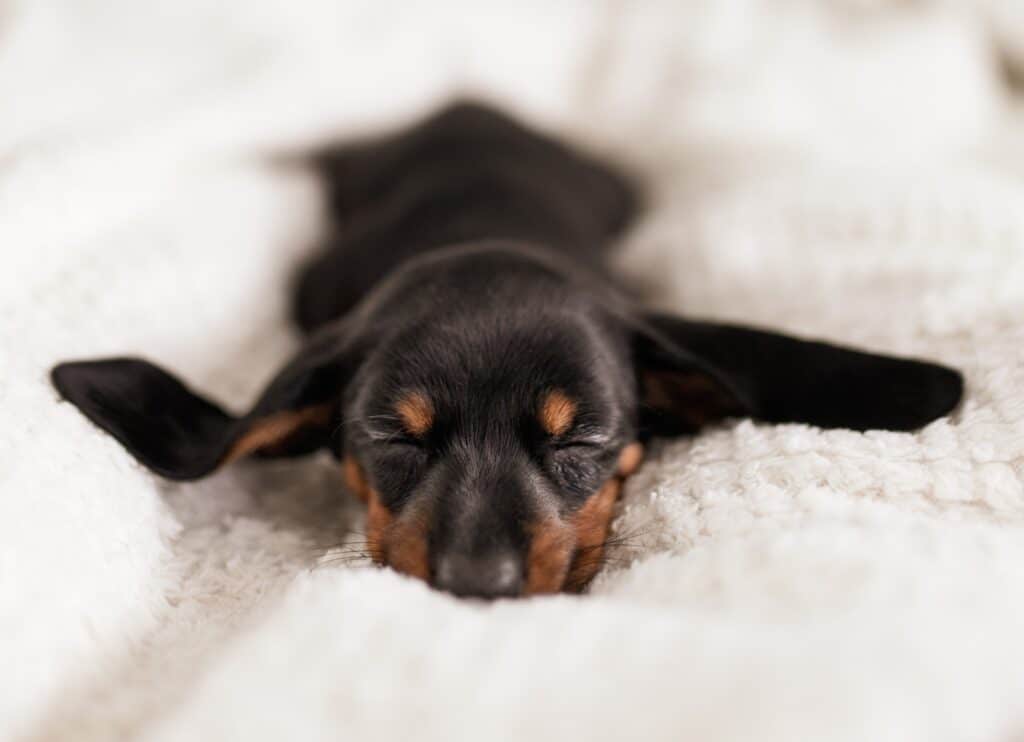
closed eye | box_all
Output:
[548,432,612,450]
[545,441,611,501]
[366,428,425,448]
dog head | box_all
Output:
[51,244,962,599]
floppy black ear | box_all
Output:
[51,325,361,480]
[635,313,963,434]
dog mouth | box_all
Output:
[343,444,642,599]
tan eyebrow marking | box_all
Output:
[395,391,434,437]
[539,389,577,437]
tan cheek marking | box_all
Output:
[617,442,644,477]
[564,477,623,591]
[343,456,370,503]
[539,389,577,437]
[526,519,574,595]
[395,391,434,437]
[365,490,430,582]
[365,490,392,565]
[223,404,333,464]
[527,444,642,594]
[386,512,431,582]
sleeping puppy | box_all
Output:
[51,101,963,599]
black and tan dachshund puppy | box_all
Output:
[52,102,963,599]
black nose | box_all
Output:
[433,553,524,599]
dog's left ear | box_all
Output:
[51,324,363,480]
[633,313,963,434]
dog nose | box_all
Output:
[433,553,524,599]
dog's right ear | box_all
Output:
[51,324,365,481]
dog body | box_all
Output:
[52,102,963,598]
[293,101,635,331]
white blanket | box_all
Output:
[3,2,1024,740]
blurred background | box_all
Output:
[5,2,1024,741]
[3,0,1023,158]
[4,0,1024,335]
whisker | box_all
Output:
[321,556,374,564]
[330,412,404,439]
[316,552,373,561]
[311,539,376,549]
[298,540,376,556]
[312,555,378,570]
[315,549,378,559]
